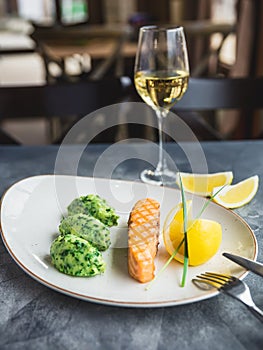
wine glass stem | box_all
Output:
[156,109,168,174]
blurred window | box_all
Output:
[211,0,237,67]
[60,0,88,24]
[17,0,54,24]
[17,0,88,25]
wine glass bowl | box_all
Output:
[134,26,189,185]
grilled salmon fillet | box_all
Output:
[128,198,160,283]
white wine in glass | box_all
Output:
[134,26,189,185]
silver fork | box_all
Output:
[192,272,263,322]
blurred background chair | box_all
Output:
[172,77,263,140]
[0,76,132,143]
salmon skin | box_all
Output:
[128,198,160,283]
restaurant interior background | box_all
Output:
[0,0,262,145]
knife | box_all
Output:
[223,252,263,278]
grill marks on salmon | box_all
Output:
[128,198,160,283]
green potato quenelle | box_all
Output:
[59,213,111,251]
[67,194,119,227]
[50,233,105,277]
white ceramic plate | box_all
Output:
[0,175,257,307]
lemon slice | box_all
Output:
[212,175,259,209]
[163,201,222,266]
[177,171,233,196]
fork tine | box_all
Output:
[203,272,234,285]
[195,272,236,289]
[195,274,224,288]
[204,271,232,279]
[204,272,233,281]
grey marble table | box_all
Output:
[0,141,263,350]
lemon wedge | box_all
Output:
[177,171,233,196]
[163,201,222,266]
[212,175,259,209]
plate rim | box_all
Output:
[0,174,258,308]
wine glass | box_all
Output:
[134,26,189,185]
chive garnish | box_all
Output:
[195,184,227,219]
[179,174,189,287]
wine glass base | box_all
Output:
[140,168,177,186]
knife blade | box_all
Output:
[223,252,263,278]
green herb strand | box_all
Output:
[196,185,227,219]
[179,174,189,287]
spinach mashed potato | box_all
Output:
[67,194,119,227]
[50,234,105,277]
[59,213,111,251]
[50,194,119,277]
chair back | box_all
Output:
[0,77,132,143]
[0,78,130,119]
[175,77,263,110]
[173,77,263,139]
